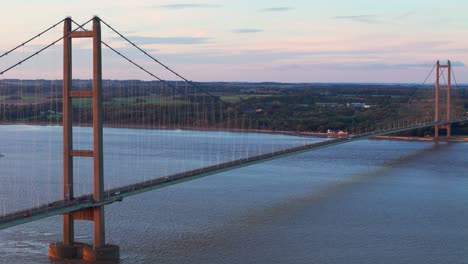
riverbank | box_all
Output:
[2,122,467,141]
[373,135,468,142]
[0,121,322,138]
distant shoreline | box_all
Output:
[372,135,468,142]
[1,122,467,142]
[0,121,322,138]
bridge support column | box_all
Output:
[49,16,119,263]
[446,61,452,138]
[434,60,452,140]
[49,16,80,261]
[435,61,440,140]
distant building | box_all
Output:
[346,103,376,109]
[40,110,62,116]
[337,130,348,136]
[327,129,348,136]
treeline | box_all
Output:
[0,81,467,135]
[230,85,468,135]
[0,101,257,130]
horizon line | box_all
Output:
[1,79,466,86]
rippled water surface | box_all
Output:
[0,125,467,264]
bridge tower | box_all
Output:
[48,16,119,262]
[434,60,452,139]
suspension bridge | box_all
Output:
[0,17,466,262]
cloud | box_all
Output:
[371,61,465,69]
[272,61,466,71]
[272,64,303,71]
[396,11,415,20]
[159,4,221,10]
[438,48,468,53]
[334,15,380,24]
[102,46,160,57]
[259,7,293,12]
[155,50,314,65]
[232,28,263,34]
[365,62,436,69]
[328,62,431,70]
[121,36,211,45]
[447,61,465,67]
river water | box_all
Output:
[0,125,467,264]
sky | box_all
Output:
[0,0,467,83]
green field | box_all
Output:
[72,96,187,108]
[143,96,185,105]
[112,96,185,105]
[220,94,274,102]
[112,97,138,104]
[72,98,93,108]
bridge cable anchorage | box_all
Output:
[71,19,268,129]
[0,18,65,60]
[0,18,94,76]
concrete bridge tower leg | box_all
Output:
[446,61,451,138]
[435,61,440,139]
[434,60,452,140]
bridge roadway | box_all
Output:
[0,119,466,230]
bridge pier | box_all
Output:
[49,242,83,259]
[83,244,121,262]
[50,242,120,262]
[50,207,119,262]
[48,16,119,263]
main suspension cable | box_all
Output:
[450,65,459,88]
[71,19,266,129]
[99,18,221,101]
[70,20,186,96]
[98,18,264,123]
[0,18,94,75]
[0,18,65,60]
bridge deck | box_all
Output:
[0,119,466,230]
